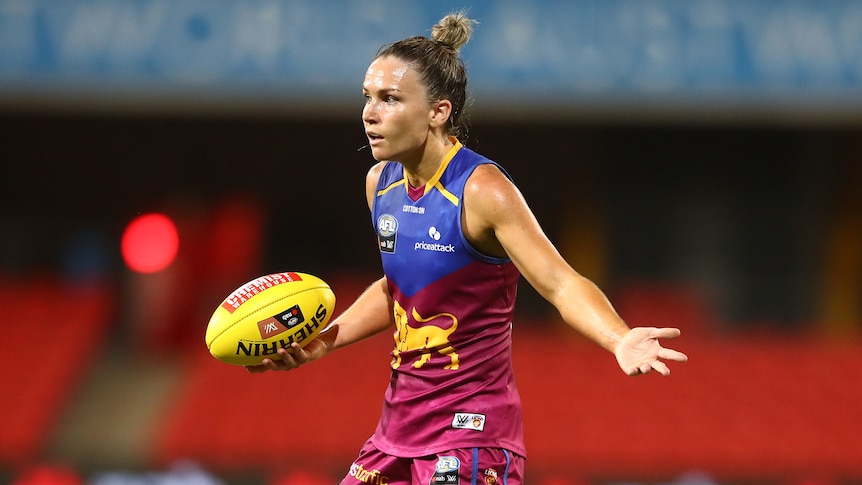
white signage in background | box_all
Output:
[0,0,860,113]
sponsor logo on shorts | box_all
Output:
[432,456,460,484]
[451,412,486,431]
[348,462,389,484]
[483,468,499,484]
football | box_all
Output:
[205,272,336,366]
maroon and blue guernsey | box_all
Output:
[370,139,526,458]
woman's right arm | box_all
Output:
[246,276,394,372]
[247,162,392,373]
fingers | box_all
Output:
[618,326,687,377]
[626,359,671,377]
[649,327,681,339]
[658,347,689,363]
[273,344,312,368]
[244,343,311,373]
[650,360,671,376]
[639,362,653,375]
[624,363,654,376]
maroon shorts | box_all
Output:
[340,439,524,485]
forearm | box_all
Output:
[328,276,394,350]
[247,277,393,373]
[551,273,630,353]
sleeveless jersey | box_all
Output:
[370,140,526,458]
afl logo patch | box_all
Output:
[377,214,398,253]
[433,456,460,484]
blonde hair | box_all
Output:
[374,12,479,139]
[431,11,478,53]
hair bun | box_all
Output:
[431,12,478,53]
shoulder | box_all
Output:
[465,161,509,184]
[366,161,388,186]
[461,162,527,257]
[365,161,388,210]
[464,163,521,215]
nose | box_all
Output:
[363,99,379,124]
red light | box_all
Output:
[121,213,179,274]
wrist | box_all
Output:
[601,327,626,354]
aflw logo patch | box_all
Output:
[257,305,304,338]
[452,413,485,431]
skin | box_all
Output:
[248,55,687,376]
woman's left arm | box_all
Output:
[463,165,687,375]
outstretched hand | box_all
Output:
[614,327,688,376]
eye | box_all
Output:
[385,95,398,103]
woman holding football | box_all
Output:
[249,12,687,485]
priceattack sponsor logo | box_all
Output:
[415,226,455,253]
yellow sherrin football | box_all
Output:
[205,272,335,366]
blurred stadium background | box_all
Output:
[2,0,862,484]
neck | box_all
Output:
[403,133,455,188]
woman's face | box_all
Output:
[362,56,434,163]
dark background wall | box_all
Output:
[4,112,859,329]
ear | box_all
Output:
[429,99,453,129]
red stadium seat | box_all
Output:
[0,277,113,467]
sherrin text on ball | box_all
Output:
[205,272,336,366]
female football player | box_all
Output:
[249,12,687,485]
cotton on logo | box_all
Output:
[428,226,441,240]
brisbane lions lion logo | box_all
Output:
[391,301,459,370]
